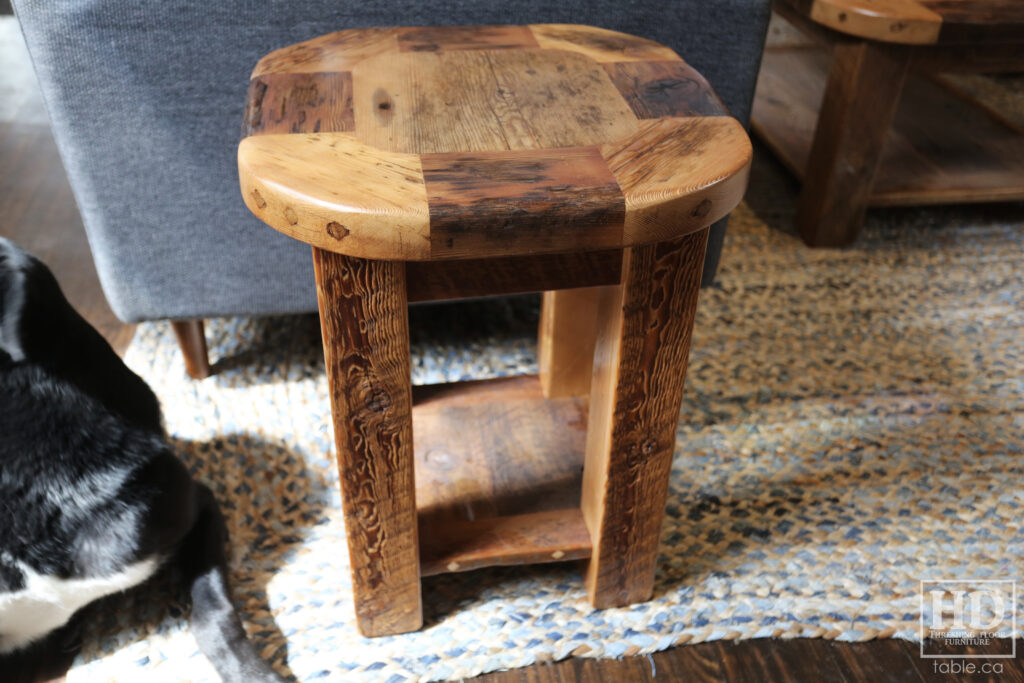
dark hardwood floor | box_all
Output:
[1,16,1020,683]
[0,119,135,353]
[479,639,1022,682]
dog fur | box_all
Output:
[0,238,280,681]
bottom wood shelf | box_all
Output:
[752,46,1024,207]
[412,375,592,576]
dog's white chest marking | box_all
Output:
[0,556,160,653]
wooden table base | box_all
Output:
[312,228,708,636]
[246,22,746,639]
[753,45,1024,245]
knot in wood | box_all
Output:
[363,386,392,414]
[691,198,713,218]
[326,221,351,240]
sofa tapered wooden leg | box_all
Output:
[171,319,211,379]
[581,228,708,608]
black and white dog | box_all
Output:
[0,238,280,681]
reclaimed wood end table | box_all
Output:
[753,0,1024,247]
[239,23,751,636]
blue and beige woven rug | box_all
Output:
[66,148,1024,680]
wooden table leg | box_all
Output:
[538,288,606,399]
[312,248,422,636]
[581,228,708,608]
[796,40,912,247]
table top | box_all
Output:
[784,0,1024,45]
[238,24,751,261]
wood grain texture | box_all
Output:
[412,375,592,575]
[421,148,625,259]
[800,0,943,44]
[538,288,606,399]
[241,25,751,260]
[419,509,591,576]
[350,48,638,154]
[602,117,752,246]
[473,636,1021,682]
[529,24,681,63]
[397,25,539,52]
[581,229,708,608]
[252,27,398,77]
[752,46,1024,208]
[794,41,912,246]
[170,320,210,379]
[242,72,354,137]
[312,248,422,636]
[406,250,621,302]
[603,61,729,119]
[786,0,1024,45]
[921,0,1024,44]
[413,375,586,521]
[239,133,430,260]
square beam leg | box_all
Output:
[796,40,912,247]
[312,248,423,636]
[581,229,708,608]
[538,287,606,399]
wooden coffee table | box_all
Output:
[753,0,1024,246]
[239,24,751,636]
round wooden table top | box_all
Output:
[238,24,751,261]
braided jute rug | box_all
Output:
[66,149,1024,680]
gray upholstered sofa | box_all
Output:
[13,1,770,372]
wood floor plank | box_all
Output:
[826,639,927,683]
[0,121,134,355]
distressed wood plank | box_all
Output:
[242,72,354,137]
[312,248,422,636]
[419,509,592,576]
[413,375,587,521]
[413,375,591,575]
[406,250,621,302]
[603,61,729,119]
[582,229,708,607]
[786,0,1024,46]
[397,25,539,52]
[252,27,398,77]
[421,147,625,259]
[791,0,943,44]
[351,48,638,154]
[238,132,430,260]
[602,117,751,246]
[529,24,681,63]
